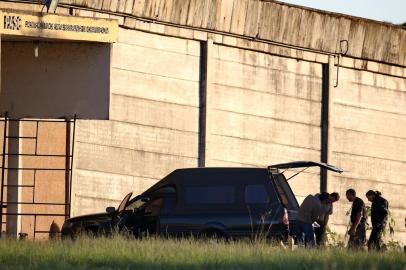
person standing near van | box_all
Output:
[295,192,330,247]
[315,192,340,246]
[366,190,388,251]
[346,188,366,249]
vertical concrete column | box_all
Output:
[320,56,336,192]
[198,39,214,167]
[326,56,336,189]
[6,120,22,237]
[320,63,329,192]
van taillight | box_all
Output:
[282,208,289,225]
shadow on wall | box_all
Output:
[0,41,110,119]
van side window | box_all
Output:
[185,186,235,204]
[245,185,269,204]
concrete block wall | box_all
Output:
[207,44,323,202]
[329,67,406,242]
[71,29,201,215]
[69,29,406,243]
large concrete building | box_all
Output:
[0,0,405,243]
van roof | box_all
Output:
[143,167,269,195]
[175,167,266,172]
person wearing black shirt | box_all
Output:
[346,189,366,249]
[366,190,389,251]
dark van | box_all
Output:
[61,161,343,240]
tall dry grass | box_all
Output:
[0,235,404,269]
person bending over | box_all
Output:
[296,192,330,247]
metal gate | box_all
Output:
[0,114,76,239]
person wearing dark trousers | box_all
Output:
[346,189,366,249]
[295,192,330,247]
[366,190,389,251]
[314,192,340,246]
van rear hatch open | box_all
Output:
[269,161,343,174]
[268,161,344,221]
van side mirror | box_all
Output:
[106,206,115,214]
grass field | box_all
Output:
[0,236,405,270]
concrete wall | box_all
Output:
[71,29,201,215]
[1,41,110,119]
[49,0,406,67]
[329,67,406,241]
[207,44,323,202]
[1,1,406,244]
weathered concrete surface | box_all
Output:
[1,0,406,245]
[1,1,403,77]
[206,44,323,202]
[34,0,406,67]
[329,67,406,243]
[71,29,200,215]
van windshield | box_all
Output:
[272,173,299,210]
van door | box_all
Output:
[168,184,243,237]
[128,197,164,236]
[158,195,178,236]
[127,186,176,236]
